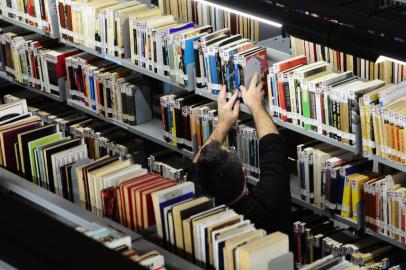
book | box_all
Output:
[238,231,289,270]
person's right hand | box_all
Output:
[217,85,240,133]
[240,72,264,112]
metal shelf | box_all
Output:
[0,71,65,102]
[367,154,406,173]
[365,228,406,251]
[0,166,141,239]
[195,89,359,154]
[67,100,194,159]
[0,167,202,270]
[60,39,191,90]
[273,118,360,154]
[291,196,361,229]
[0,15,59,39]
[249,174,360,229]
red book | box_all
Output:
[273,56,307,122]
[139,180,176,229]
[119,173,161,229]
[131,178,169,230]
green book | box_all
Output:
[301,70,331,130]
[28,133,63,185]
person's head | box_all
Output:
[195,141,246,205]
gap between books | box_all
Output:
[0,72,65,102]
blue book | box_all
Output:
[234,61,240,90]
[336,160,372,214]
[271,73,279,116]
[89,75,96,111]
[183,33,208,86]
[209,54,220,94]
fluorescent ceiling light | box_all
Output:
[376,55,406,66]
[194,0,283,28]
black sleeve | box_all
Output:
[252,133,292,230]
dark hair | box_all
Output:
[195,141,245,205]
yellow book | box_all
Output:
[390,185,406,240]
[224,230,265,270]
[238,232,289,270]
[182,206,226,255]
[341,175,353,218]
[172,196,212,250]
[350,173,374,222]
[206,215,241,266]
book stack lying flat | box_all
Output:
[296,141,377,222]
[148,151,193,182]
[0,26,80,97]
[268,56,385,147]
[160,91,260,178]
[77,226,166,270]
[0,0,56,35]
[65,52,152,125]
[291,36,406,85]
[293,212,406,269]
[151,182,291,270]
[157,0,260,41]
[359,80,406,162]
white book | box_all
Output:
[211,220,254,269]
[195,210,237,263]
[151,181,195,239]
[51,144,88,196]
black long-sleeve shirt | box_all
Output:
[231,133,292,235]
[189,133,292,235]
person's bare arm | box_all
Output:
[193,86,240,163]
[240,72,278,139]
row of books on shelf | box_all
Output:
[359,80,406,163]
[65,52,153,125]
[158,0,260,41]
[0,89,191,200]
[160,90,260,178]
[55,0,268,91]
[293,211,406,270]
[0,0,55,34]
[0,22,79,97]
[6,75,406,270]
[291,36,406,85]
[76,226,166,270]
[267,54,387,148]
[4,7,406,168]
[296,140,406,246]
[0,90,292,270]
[5,21,406,173]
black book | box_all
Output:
[43,138,81,194]
[18,124,57,181]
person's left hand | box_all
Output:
[217,85,240,133]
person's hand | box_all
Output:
[217,85,240,133]
[240,72,264,112]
